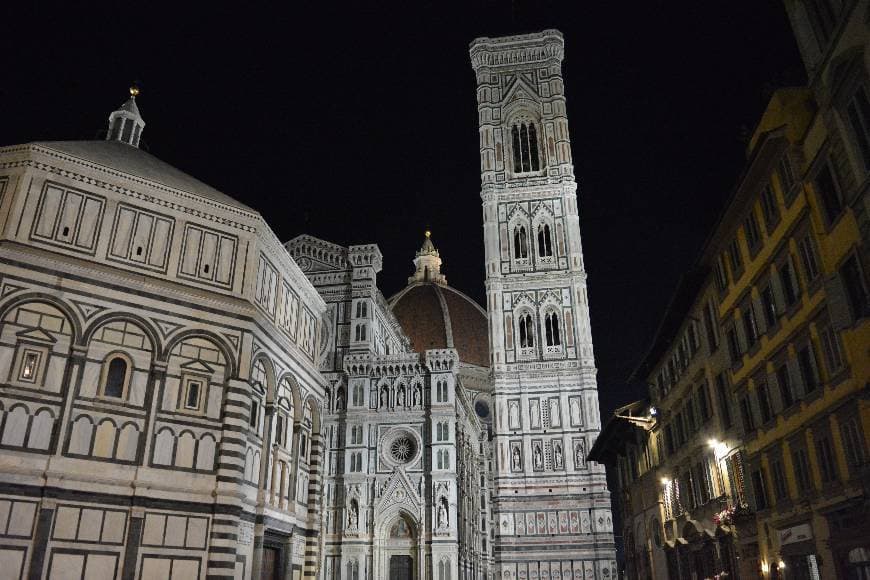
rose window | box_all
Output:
[390,436,416,463]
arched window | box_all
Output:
[513,225,529,259]
[537,224,553,257]
[544,312,562,347]
[511,122,541,173]
[356,301,367,318]
[354,324,366,341]
[519,314,535,348]
[103,356,129,398]
[352,384,364,406]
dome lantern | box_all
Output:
[409,230,447,286]
[106,85,145,148]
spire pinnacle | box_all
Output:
[409,231,447,286]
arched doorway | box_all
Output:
[379,512,418,580]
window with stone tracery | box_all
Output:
[537,223,553,257]
[518,313,535,348]
[513,225,529,259]
[544,311,561,347]
[511,121,540,173]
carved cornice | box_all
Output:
[470,30,564,71]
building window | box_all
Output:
[797,343,820,393]
[739,396,755,433]
[798,234,821,283]
[250,399,259,429]
[354,324,366,341]
[276,414,287,448]
[742,303,759,349]
[704,300,719,350]
[518,313,535,348]
[352,384,364,406]
[511,122,540,173]
[102,356,130,399]
[846,85,870,169]
[761,284,778,329]
[715,256,729,292]
[760,184,780,230]
[751,468,769,511]
[726,326,741,365]
[716,373,732,428]
[816,434,838,484]
[544,311,561,347]
[779,258,801,308]
[776,364,795,408]
[792,446,813,493]
[537,224,553,257]
[779,154,797,202]
[436,381,448,403]
[840,254,870,320]
[819,324,845,376]
[697,383,711,422]
[356,301,368,318]
[814,159,845,225]
[771,458,789,503]
[183,378,204,411]
[727,239,743,279]
[757,382,773,424]
[513,226,529,259]
[840,417,867,470]
[18,350,41,383]
[744,211,761,252]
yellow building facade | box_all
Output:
[592,3,870,579]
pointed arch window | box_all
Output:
[511,122,541,173]
[545,312,561,347]
[537,224,553,257]
[513,225,529,259]
[518,313,535,348]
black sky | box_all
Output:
[0,2,805,419]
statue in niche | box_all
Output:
[347,501,358,529]
[554,442,563,468]
[335,387,345,411]
[570,398,582,425]
[413,386,420,407]
[533,443,543,470]
[511,446,522,471]
[437,497,449,529]
[549,398,560,426]
[530,400,541,428]
[575,439,586,467]
[509,401,520,428]
[397,385,406,407]
[380,387,389,408]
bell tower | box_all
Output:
[469,30,616,578]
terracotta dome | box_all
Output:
[389,283,490,368]
[388,233,489,368]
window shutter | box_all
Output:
[825,274,855,330]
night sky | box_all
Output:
[1,2,805,419]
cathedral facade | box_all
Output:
[0,30,614,580]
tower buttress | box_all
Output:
[469,30,616,577]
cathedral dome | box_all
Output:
[389,233,489,369]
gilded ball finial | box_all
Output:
[425,230,431,238]
[129,85,140,97]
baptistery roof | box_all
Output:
[388,233,490,369]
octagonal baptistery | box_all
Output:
[389,233,493,419]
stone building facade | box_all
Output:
[0,29,615,580]
[469,30,617,579]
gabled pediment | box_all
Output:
[179,359,214,374]
[376,468,421,514]
[502,75,540,106]
[16,327,56,344]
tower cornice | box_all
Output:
[469,30,564,71]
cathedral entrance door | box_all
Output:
[389,555,413,580]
